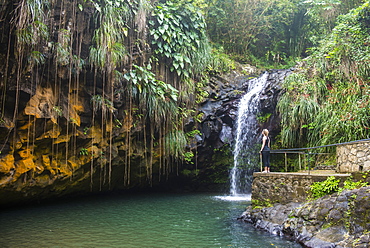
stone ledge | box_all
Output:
[251,172,351,205]
[254,172,350,177]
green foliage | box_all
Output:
[278,73,322,147]
[310,176,368,199]
[186,129,201,138]
[310,176,340,199]
[28,50,45,66]
[88,0,130,72]
[181,168,199,177]
[338,177,368,193]
[203,0,364,66]
[202,144,232,184]
[16,21,48,46]
[204,0,302,65]
[91,94,116,114]
[54,29,71,66]
[15,0,49,45]
[83,127,89,135]
[124,64,178,102]
[252,199,273,209]
[52,106,63,117]
[207,46,235,74]
[164,129,187,159]
[256,113,272,124]
[149,0,210,78]
[79,148,89,156]
[278,2,370,148]
[124,64,179,124]
[183,151,194,163]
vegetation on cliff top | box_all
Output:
[278,1,370,149]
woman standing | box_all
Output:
[260,129,271,173]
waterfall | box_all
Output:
[230,72,269,196]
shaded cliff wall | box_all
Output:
[0,0,291,206]
[190,69,292,188]
[0,0,156,206]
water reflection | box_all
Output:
[0,193,301,248]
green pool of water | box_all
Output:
[0,193,301,247]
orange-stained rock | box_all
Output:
[35,174,53,186]
[13,157,35,181]
[58,162,73,178]
[0,154,15,174]
[18,149,32,159]
[71,94,84,112]
[122,113,133,132]
[67,158,79,171]
[88,145,101,158]
[18,121,34,130]
[36,122,61,140]
[17,130,32,145]
[54,133,72,144]
[105,119,114,133]
[68,92,84,126]
[24,87,55,119]
[90,126,108,147]
[42,155,55,175]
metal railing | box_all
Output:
[266,138,370,174]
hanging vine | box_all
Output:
[0,0,211,196]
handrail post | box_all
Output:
[308,149,311,175]
[285,152,287,172]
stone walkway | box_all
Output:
[256,170,351,177]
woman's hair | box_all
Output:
[262,129,269,136]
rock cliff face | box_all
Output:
[195,69,292,155]
[184,69,292,189]
[239,187,370,248]
[0,66,290,206]
[0,0,292,207]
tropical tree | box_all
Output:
[278,1,370,148]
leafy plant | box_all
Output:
[52,106,63,116]
[114,119,122,128]
[310,176,340,199]
[310,176,369,199]
[90,94,116,114]
[251,199,273,209]
[123,64,179,125]
[88,0,129,72]
[149,1,210,78]
[124,64,178,102]
[183,151,194,164]
[207,46,235,74]
[257,113,272,123]
[164,129,187,159]
[186,129,201,138]
[278,2,370,148]
[79,148,89,156]
[54,29,72,66]
[338,177,368,193]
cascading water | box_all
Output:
[230,72,269,196]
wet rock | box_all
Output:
[195,68,292,160]
[239,186,370,248]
